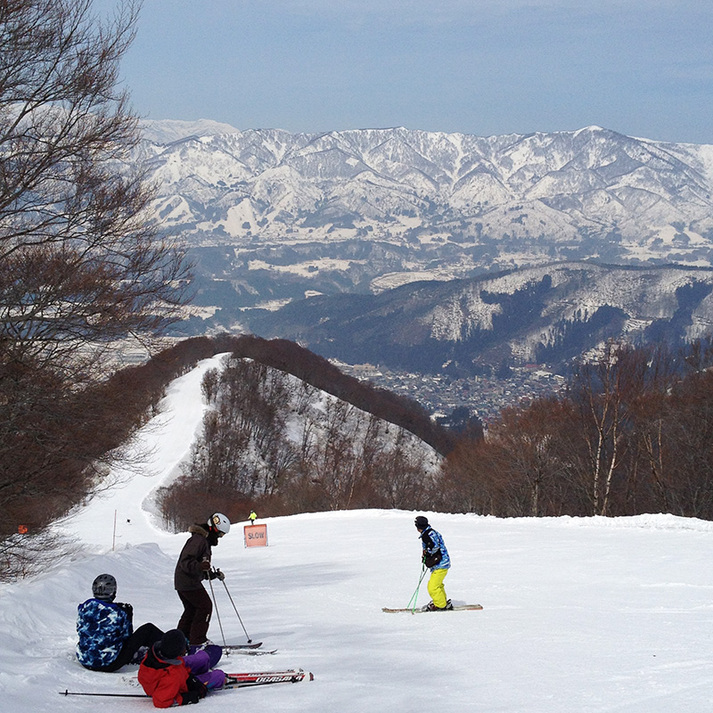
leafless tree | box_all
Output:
[0,0,190,538]
[0,0,190,381]
[568,341,632,515]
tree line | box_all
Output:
[8,328,713,545]
[205,333,457,456]
[437,339,713,519]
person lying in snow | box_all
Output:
[138,629,227,707]
[76,573,164,672]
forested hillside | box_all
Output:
[438,339,713,519]
[157,354,442,529]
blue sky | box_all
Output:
[101,0,713,143]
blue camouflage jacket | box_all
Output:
[420,525,451,570]
[76,598,133,669]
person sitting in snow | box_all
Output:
[76,573,164,671]
[174,512,230,647]
[138,628,226,707]
[414,516,453,611]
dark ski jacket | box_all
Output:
[76,598,133,669]
[174,524,212,591]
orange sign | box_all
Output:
[244,523,268,548]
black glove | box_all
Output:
[181,689,201,705]
[423,549,442,568]
[186,675,208,699]
[209,568,225,581]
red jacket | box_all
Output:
[138,646,190,708]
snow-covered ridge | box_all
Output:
[251,261,713,370]
[139,118,240,145]
[422,262,713,349]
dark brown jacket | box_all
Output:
[174,524,211,591]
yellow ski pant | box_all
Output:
[427,567,449,609]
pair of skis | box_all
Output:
[225,668,313,687]
[221,642,313,685]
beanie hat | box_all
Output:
[158,629,187,659]
[414,516,429,529]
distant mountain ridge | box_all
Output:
[247,262,713,374]
[135,122,713,327]
[138,118,240,144]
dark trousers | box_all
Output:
[177,586,213,645]
[94,622,164,672]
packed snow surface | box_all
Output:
[1,357,712,712]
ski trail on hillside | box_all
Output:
[52,353,228,551]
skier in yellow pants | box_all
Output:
[415,515,453,611]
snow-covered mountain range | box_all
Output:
[138,122,713,301]
[134,121,713,372]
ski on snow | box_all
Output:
[382,604,483,613]
[222,642,277,655]
[223,645,277,656]
[224,668,314,687]
[60,668,313,698]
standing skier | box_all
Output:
[415,516,453,611]
[76,573,164,671]
[174,513,230,647]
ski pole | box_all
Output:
[221,578,252,643]
[208,575,227,646]
[406,565,427,612]
[58,690,147,698]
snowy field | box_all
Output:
[1,357,713,712]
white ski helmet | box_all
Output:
[208,512,231,536]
